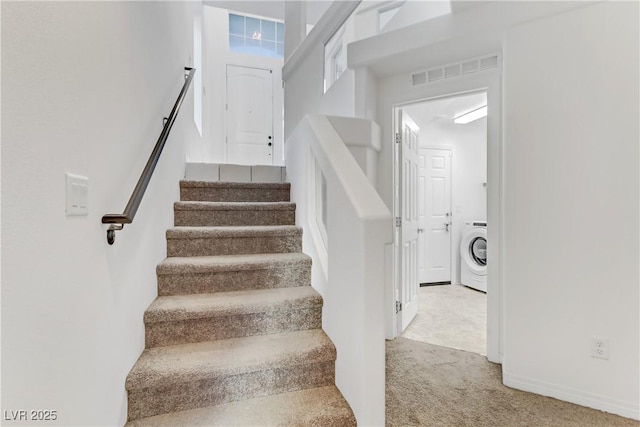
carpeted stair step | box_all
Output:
[125,385,356,426]
[156,253,311,296]
[166,225,302,257]
[174,201,296,226]
[126,329,337,421]
[144,287,323,347]
[180,181,290,203]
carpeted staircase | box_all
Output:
[126,181,356,426]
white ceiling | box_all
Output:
[403,92,487,128]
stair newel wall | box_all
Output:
[286,114,393,426]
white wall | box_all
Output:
[201,6,284,165]
[381,0,451,34]
[408,115,487,284]
[283,1,362,140]
[1,2,198,425]
[286,115,391,426]
[502,1,639,419]
[284,39,358,140]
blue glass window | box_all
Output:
[245,17,260,39]
[262,20,276,42]
[229,14,244,36]
[229,13,284,59]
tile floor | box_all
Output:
[401,284,487,355]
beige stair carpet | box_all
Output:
[125,181,355,426]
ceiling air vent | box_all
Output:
[462,60,479,74]
[412,71,427,86]
[427,68,444,82]
[480,55,499,70]
[444,64,461,79]
[411,54,500,86]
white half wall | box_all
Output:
[201,6,284,165]
[502,1,639,419]
[286,115,392,426]
[1,2,198,425]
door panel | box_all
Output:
[398,110,420,332]
[420,148,452,283]
[226,65,273,165]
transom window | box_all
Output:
[229,13,284,59]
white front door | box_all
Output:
[226,65,273,165]
[397,110,420,332]
[419,148,452,284]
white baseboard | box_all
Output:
[503,372,640,421]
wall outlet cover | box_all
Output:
[591,337,610,360]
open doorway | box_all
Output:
[394,91,488,356]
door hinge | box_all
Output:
[395,133,401,144]
[396,301,402,313]
[395,217,402,227]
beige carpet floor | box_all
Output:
[386,338,639,427]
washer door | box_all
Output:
[460,227,487,276]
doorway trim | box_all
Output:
[388,70,503,363]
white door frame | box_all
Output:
[389,70,503,363]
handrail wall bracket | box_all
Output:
[102,67,195,245]
[106,224,124,245]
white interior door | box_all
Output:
[226,65,273,165]
[420,148,452,284]
[397,110,420,332]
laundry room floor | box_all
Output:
[401,284,486,355]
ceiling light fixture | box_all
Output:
[454,105,487,124]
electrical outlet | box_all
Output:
[591,337,609,360]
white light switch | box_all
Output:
[66,173,89,216]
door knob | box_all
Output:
[444,223,450,232]
[268,142,272,146]
[417,228,424,233]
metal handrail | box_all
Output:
[102,67,196,244]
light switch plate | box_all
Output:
[66,173,89,216]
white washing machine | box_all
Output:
[460,221,487,292]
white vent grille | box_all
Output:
[480,55,499,70]
[427,68,443,82]
[461,60,479,74]
[444,64,460,79]
[412,72,427,86]
[412,54,500,86]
